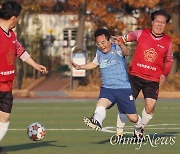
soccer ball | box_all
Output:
[27,122,46,141]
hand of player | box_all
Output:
[69,60,81,70]
[111,36,127,50]
[38,65,48,74]
[159,74,166,86]
[24,57,48,74]
[111,36,120,44]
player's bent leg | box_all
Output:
[142,98,156,128]
[126,114,141,134]
[112,113,127,143]
[142,108,154,128]
[0,121,9,141]
[144,98,156,114]
[0,111,10,123]
[126,113,138,123]
[127,114,145,141]
[96,98,112,108]
[116,113,128,135]
[94,98,112,126]
[0,111,10,141]
[83,98,112,131]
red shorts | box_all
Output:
[0,91,13,113]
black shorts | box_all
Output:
[129,74,159,100]
[0,91,13,113]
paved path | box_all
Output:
[31,72,70,91]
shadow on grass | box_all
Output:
[3,140,67,152]
[97,139,110,144]
[149,132,179,137]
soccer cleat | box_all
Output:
[139,127,145,140]
[83,116,102,131]
[133,127,145,142]
[111,132,124,144]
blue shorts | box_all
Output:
[99,87,137,114]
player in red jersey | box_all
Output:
[113,9,173,139]
[0,1,47,149]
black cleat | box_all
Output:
[83,116,102,131]
[133,128,145,142]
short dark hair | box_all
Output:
[151,9,171,23]
[95,28,111,40]
[0,1,22,20]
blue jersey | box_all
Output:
[93,44,131,89]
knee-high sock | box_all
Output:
[93,106,106,126]
[116,113,128,134]
[141,108,153,128]
[0,121,9,141]
[132,115,142,135]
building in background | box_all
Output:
[24,14,137,65]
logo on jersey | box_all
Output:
[157,44,164,49]
[6,48,15,65]
[144,48,157,62]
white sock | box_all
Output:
[0,121,9,141]
[132,115,142,135]
[141,108,153,128]
[93,106,106,126]
[116,113,128,134]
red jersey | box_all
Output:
[0,27,25,91]
[120,29,173,82]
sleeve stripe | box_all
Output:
[119,35,128,44]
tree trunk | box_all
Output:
[75,15,86,47]
[14,22,24,89]
[14,59,24,89]
[170,0,180,74]
[75,1,87,47]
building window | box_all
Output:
[63,28,77,47]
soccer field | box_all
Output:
[1,98,180,154]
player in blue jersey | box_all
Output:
[70,28,143,139]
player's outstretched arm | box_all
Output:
[69,60,97,70]
[24,57,48,74]
[69,60,81,70]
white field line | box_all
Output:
[14,108,93,110]
[14,107,180,110]
[8,128,180,131]
[10,128,92,131]
[9,123,180,136]
[121,124,180,128]
[9,128,180,136]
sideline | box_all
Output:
[13,97,180,103]
[13,90,180,99]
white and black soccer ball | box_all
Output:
[27,122,46,141]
